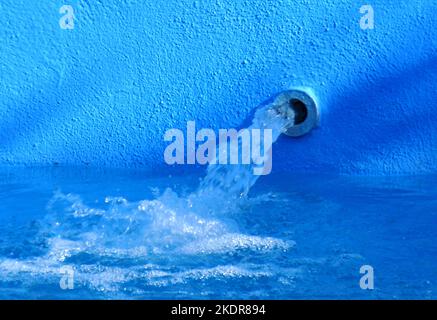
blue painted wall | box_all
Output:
[0,1,436,174]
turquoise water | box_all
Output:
[0,166,435,299]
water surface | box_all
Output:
[0,167,435,299]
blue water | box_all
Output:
[0,166,435,299]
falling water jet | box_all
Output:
[197,88,320,201]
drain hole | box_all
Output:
[289,99,308,125]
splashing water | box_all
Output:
[0,101,296,298]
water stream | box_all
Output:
[0,102,297,298]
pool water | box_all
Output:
[0,166,435,299]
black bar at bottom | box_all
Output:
[0,300,433,318]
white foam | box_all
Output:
[181,233,294,255]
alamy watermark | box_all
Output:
[164,121,273,175]
[360,5,374,30]
[59,5,75,30]
[359,265,374,290]
[59,265,74,290]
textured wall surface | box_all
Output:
[0,1,436,174]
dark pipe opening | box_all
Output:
[289,99,308,125]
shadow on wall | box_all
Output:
[328,55,437,169]
[272,54,437,174]
[0,90,60,152]
[0,69,103,164]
